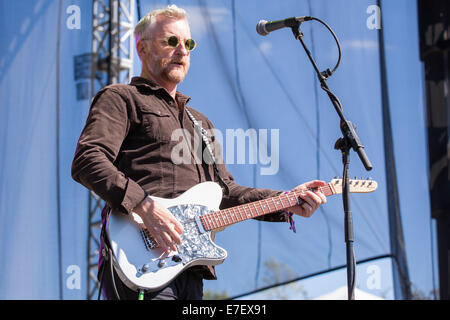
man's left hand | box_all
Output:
[286,180,327,218]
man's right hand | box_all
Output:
[133,196,184,254]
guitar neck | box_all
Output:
[199,184,336,232]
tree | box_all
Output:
[203,289,229,300]
[261,257,309,300]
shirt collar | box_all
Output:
[130,76,191,107]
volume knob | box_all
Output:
[141,263,150,273]
[157,259,166,268]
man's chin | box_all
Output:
[165,71,186,84]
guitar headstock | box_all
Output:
[329,178,378,195]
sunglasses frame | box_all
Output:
[143,35,197,51]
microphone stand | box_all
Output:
[289,20,373,300]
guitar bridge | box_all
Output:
[140,228,159,250]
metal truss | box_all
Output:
[87,0,135,300]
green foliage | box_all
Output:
[203,289,229,300]
[261,257,309,300]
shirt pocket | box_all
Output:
[140,108,173,143]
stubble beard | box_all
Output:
[148,55,189,86]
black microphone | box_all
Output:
[256,16,312,36]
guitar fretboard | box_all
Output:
[199,184,335,232]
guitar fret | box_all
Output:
[292,191,302,205]
[243,206,248,220]
[207,215,213,231]
[273,196,281,210]
[238,206,245,221]
[267,197,274,212]
[256,201,266,216]
[206,214,213,230]
[242,205,248,218]
[227,209,232,225]
[225,209,232,225]
[217,211,224,228]
[252,203,258,218]
[285,193,294,207]
[278,195,284,210]
[221,210,228,226]
[200,216,208,231]
[227,209,234,224]
[224,210,230,226]
[242,205,249,219]
[232,207,238,223]
[229,209,235,224]
[264,198,273,214]
[212,212,219,229]
[206,213,212,230]
[324,185,333,196]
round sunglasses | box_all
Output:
[144,35,197,51]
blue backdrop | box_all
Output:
[0,0,435,299]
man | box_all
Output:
[71,5,326,300]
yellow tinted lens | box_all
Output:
[185,39,196,51]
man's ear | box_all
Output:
[136,39,147,61]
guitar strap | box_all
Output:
[185,107,230,196]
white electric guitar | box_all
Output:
[106,178,377,292]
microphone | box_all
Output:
[256,16,312,36]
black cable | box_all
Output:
[308,16,342,77]
[109,248,121,300]
[97,260,106,300]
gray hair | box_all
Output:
[134,4,188,42]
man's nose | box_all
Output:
[175,41,189,55]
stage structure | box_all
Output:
[87,0,135,300]
[418,0,450,300]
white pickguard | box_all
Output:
[107,182,227,292]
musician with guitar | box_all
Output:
[72,5,328,300]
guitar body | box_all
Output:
[107,182,227,292]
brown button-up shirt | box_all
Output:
[71,77,287,278]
